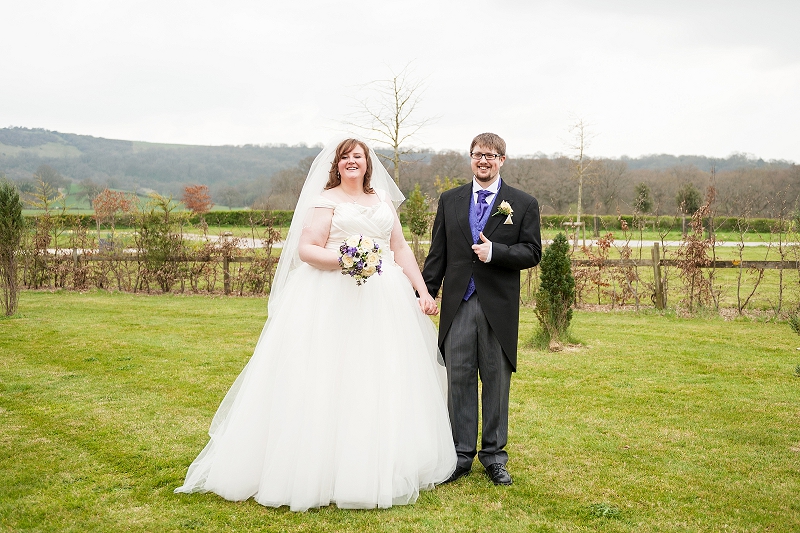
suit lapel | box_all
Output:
[482,182,507,239]
[455,184,473,244]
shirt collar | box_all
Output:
[472,176,501,197]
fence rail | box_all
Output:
[16,242,800,312]
[571,259,800,268]
[72,252,258,294]
[567,242,800,311]
[19,247,277,296]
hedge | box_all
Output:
[21,211,791,235]
[540,214,783,235]
[22,210,295,229]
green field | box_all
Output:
[1,291,798,532]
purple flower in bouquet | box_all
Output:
[339,234,382,285]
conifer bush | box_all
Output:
[0,179,25,315]
[404,184,432,267]
[534,232,575,349]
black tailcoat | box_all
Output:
[423,181,542,370]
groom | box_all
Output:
[423,132,541,486]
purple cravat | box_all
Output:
[463,189,494,301]
[475,189,492,220]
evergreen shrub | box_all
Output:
[534,233,575,349]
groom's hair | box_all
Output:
[325,139,375,193]
[470,133,506,156]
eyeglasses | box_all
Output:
[470,152,502,161]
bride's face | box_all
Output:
[337,146,367,183]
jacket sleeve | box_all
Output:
[422,195,448,299]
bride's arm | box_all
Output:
[387,202,439,315]
[298,207,340,270]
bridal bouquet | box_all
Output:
[339,234,383,285]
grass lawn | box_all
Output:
[1,291,799,532]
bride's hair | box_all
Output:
[325,139,375,193]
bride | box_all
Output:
[175,138,456,511]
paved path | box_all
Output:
[54,233,794,254]
[556,239,789,248]
[187,235,794,250]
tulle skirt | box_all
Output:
[175,261,456,511]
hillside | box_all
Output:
[0,127,320,198]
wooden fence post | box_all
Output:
[223,255,230,295]
[651,242,664,309]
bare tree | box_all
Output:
[401,150,469,198]
[217,186,243,210]
[590,159,627,215]
[565,118,595,224]
[32,164,69,193]
[252,156,315,210]
[428,151,470,183]
[502,156,574,214]
[347,64,435,188]
[76,178,104,208]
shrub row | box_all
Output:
[201,210,294,227]
[539,215,783,235]
[22,211,788,235]
[22,210,295,229]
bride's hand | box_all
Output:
[418,293,439,316]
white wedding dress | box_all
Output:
[175,195,456,512]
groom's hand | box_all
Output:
[472,232,492,263]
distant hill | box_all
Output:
[2,127,793,207]
[618,152,793,172]
[0,127,321,196]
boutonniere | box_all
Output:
[492,200,514,224]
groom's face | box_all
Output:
[471,144,505,185]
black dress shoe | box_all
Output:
[485,463,512,485]
[440,465,471,484]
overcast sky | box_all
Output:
[2,0,799,161]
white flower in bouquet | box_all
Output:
[338,234,383,285]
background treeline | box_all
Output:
[3,127,798,217]
[270,150,799,218]
[400,152,800,218]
